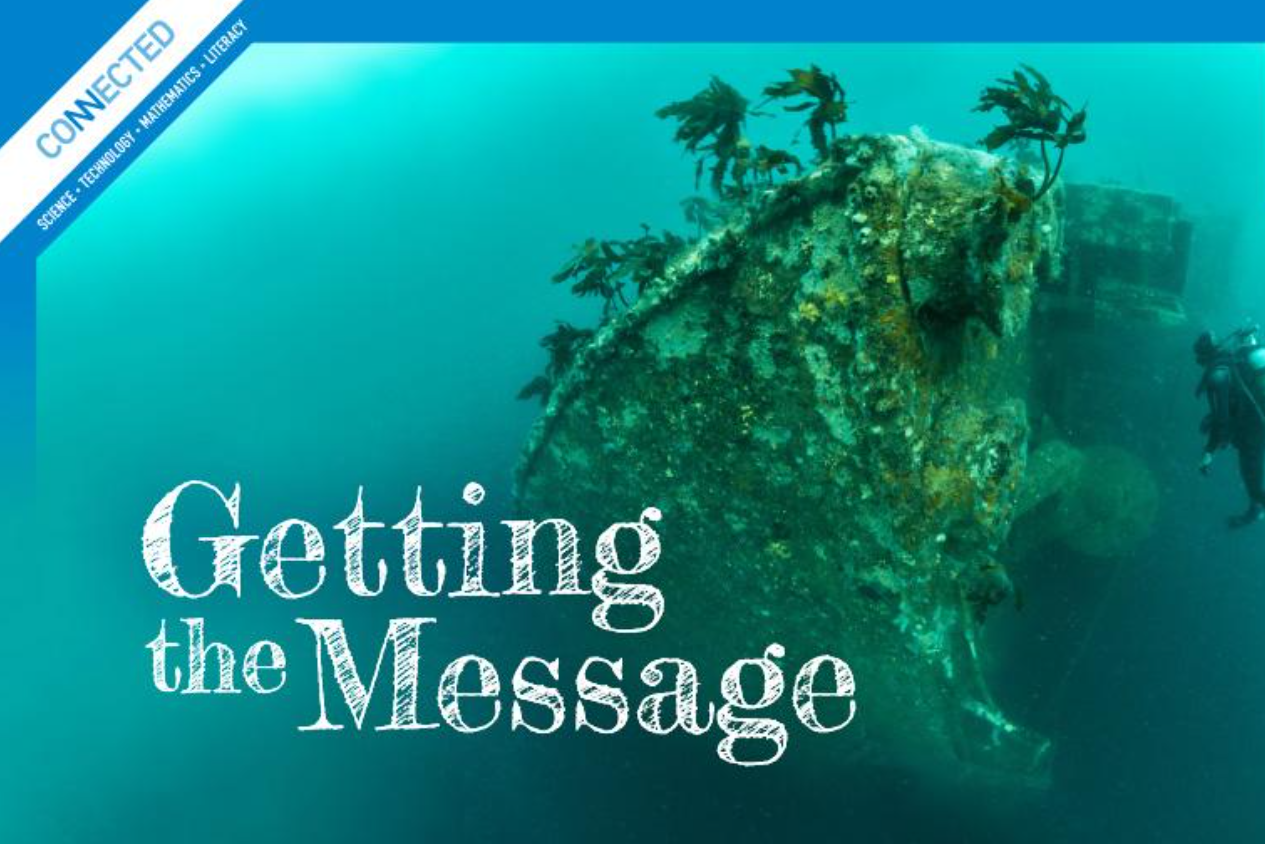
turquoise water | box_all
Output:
[21,44,1265,841]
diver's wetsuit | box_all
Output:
[1202,361,1265,510]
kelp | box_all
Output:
[656,76,752,196]
[517,322,596,404]
[762,65,848,161]
[974,64,1087,201]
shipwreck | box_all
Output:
[515,129,1191,783]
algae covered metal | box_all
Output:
[1046,182,1192,327]
[517,133,1061,779]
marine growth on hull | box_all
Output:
[515,65,1179,782]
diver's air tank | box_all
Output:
[1246,347,1265,402]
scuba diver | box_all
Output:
[1195,324,1265,528]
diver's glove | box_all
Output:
[1199,452,1214,475]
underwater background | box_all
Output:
[15,44,1265,841]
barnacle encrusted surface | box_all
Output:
[517,133,1060,779]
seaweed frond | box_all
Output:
[974,64,1087,201]
[751,145,803,184]
[762,65,848,161]
[657,77,753,197]
[617,225,687,296]
[517,322,596,404]
[551,225,688,318]
[680,195,724,237]
[552,238,630,315]
[516,375,553,404]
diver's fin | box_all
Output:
[1226,505,1265,530]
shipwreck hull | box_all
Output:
[517,134,1061,779]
